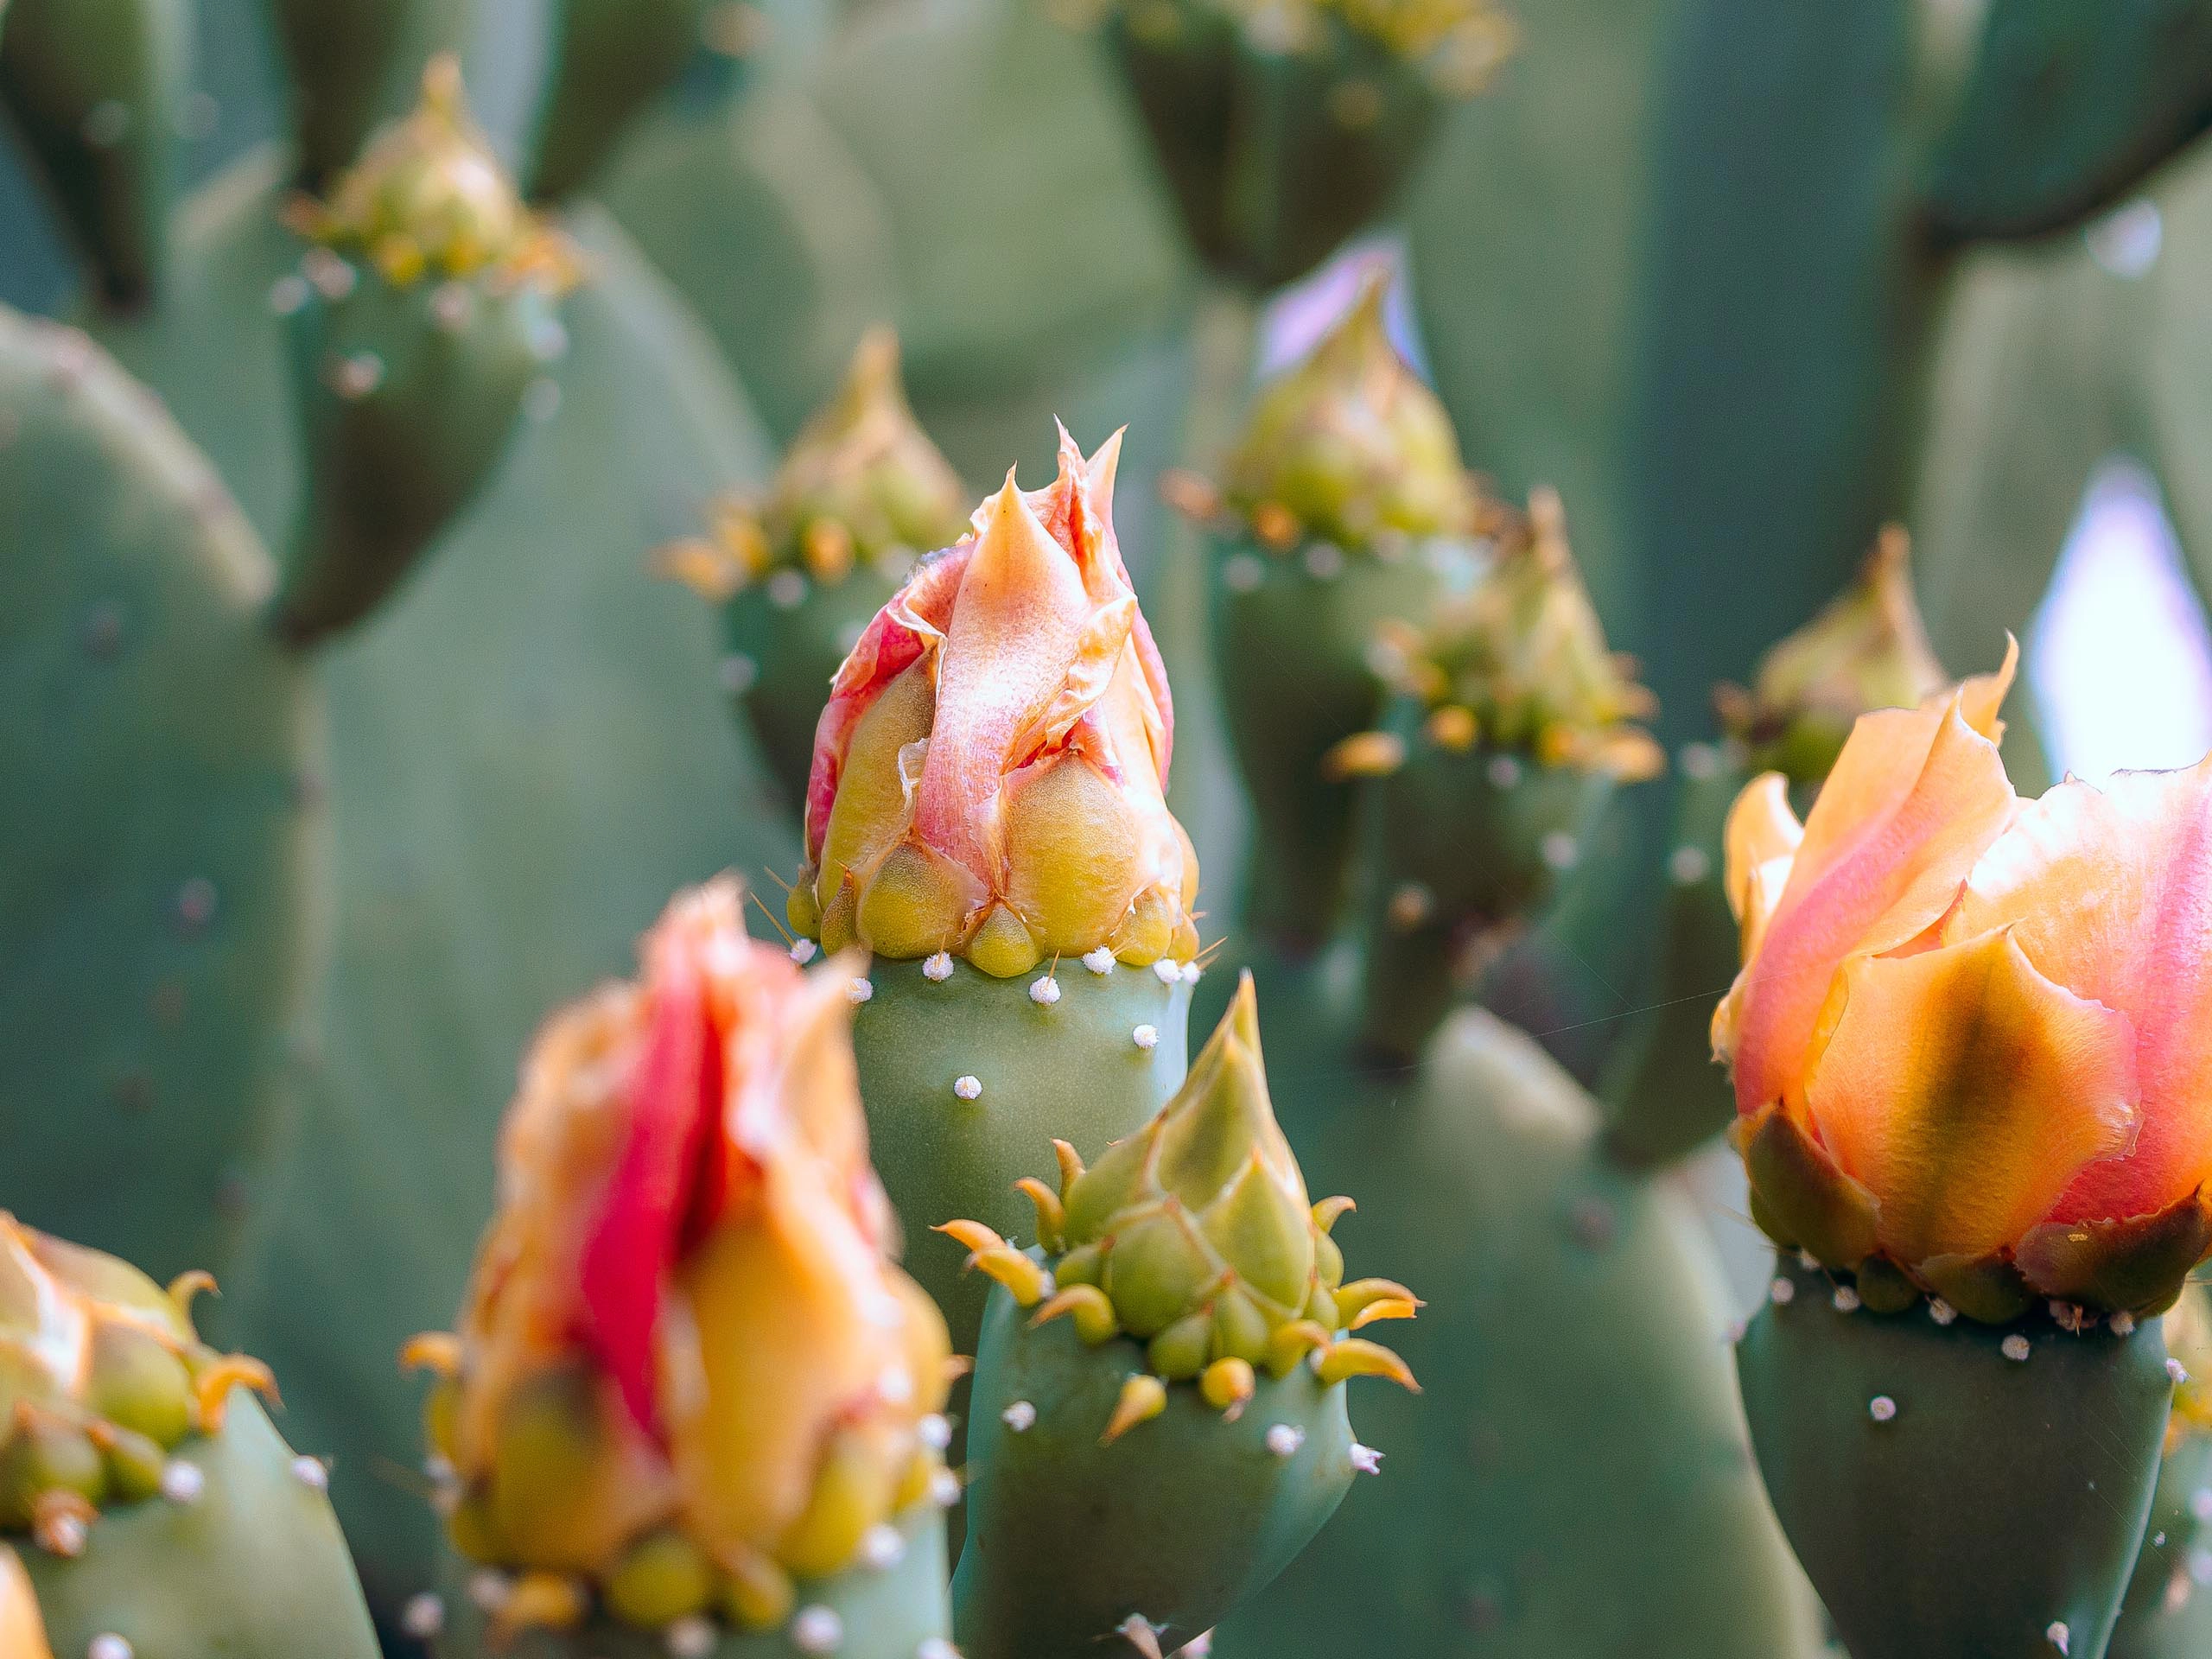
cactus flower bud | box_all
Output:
[948,974,1415,1658]
[423,880,955,1645]
[274,57,576,647]
[0,1546,51,1659]
[1715,526,1949,789]
[1718,639,2212,1320]
[794,425,1198,978]
[1104,0,1516,285]
[659,328,970,808]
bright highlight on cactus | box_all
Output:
[1361,489,1662,783]
[411,881,956,1647]
[1714,526,1949,788]
[0,1214,274,1556]
[791,425,1198,978]
[659,328,971,808]
[1717,639,2212,1322]
[948,974,1416,1657]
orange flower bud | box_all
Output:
[798,427,1198,973]
[1716,639,2212,1317]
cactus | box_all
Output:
[0,1214,381,1658]
[785,426,1201,1351]
[405,882,957,1659]
[265,0,474,193]
[0,0,188,309]
[660,327,970,810]
[0,305,326,1287]
[1739,1255,2171,1659]
[275,57,578,646]
[1343,486,1662,1063]
[1601,531,1955,1168]
[1101,0,1516,286]
[946,975,1417,1658]
[527,0,716,203]
[1172,271,1496,949]
[2111,1287,2212,1657]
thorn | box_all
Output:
[1031,1284,1120,1344]
[1335,1279,1423,1328]
[934,1218,1006,1256]
[1315,1338,1420,1393]
[400,1332,463,1377]
[1192,936,1230,969]
[747,887,796,946]
[1347,1298,1421,1331]
[1052,1139,1085,1199]
[1102,1375,1167,1444]
[760,865,794,894]
[166,1269,218,1321]
[963,1243,1052,1308]
[194,1354,280,1431]
[1312,1197,1356,1234]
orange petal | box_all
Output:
[1721,770,1803,963]
[1726,686,2018,1114]
[914,474,1093,883]
[1952,755,2212,1223]
[1804,927,2139,1265]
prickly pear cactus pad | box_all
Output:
[1342,487,1661,1062]
[946,975,1416,1659]
[1101,0,1515,285]
[1713,526,1950,791]
[0,1217,381,1659]
[274,57,577,647]
[788,424,1202,1348]
[266,0,473,193]
[1605,533,1958,1167]
[0,307,326,1286]
[1176,272,1495,949]
[2111,1287,2212,1656]
[526,0,716,203]
[658,328,970,810]
[1738,1255,2171,1659]
[0,0,188,309]
[407,882,957,1658]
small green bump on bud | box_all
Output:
[1199,1357,1256,1419]
[785,868,823,939]
[486,1363,616,1570]
[1221,272,1478,551]
[445,1485,505,1563]
[1715,526,1951,788]
[1101,1374,1169,1444]
[85,1321,194,1446]
[0,1410,106,1529]
[967,906,1043,978]
[1147,1313,1214,1381]
[1053,1242,1103,1288]
[86,1421,168,1503]
[1031,1286,1122,1346]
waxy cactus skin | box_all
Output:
[0,0,188,309]
[528,0,715,203]
[1739,1255,2172,1659]
[2110,1288,2212,1657]
[0,307,327,1286]
[267,0,473,194]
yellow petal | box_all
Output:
[0,1546,53,1659]
[1804,927,2139,1265]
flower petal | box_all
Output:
[1952,754,2212,1222]
[1725,682,2018,1114]
[1804,927,2139,1266]
[1722,771,1803,958]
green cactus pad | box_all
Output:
[268,0,471,192]
[725,568,899,810]
[431,1507,950,1659]
[1356,718,1616,1064]
[2111,1432,2212,1656]
[1207,529,1460,948]
[1599,741,1746,1166]
[1218,1001,1826,1658]
[20,1395,381,1659]
[1739,1254,2172,1659]
[0,0,188,308]
[0,307,327,1286]
[852,955,1192,1353]
[527,0,713,202]
[955,1283,1354,1659]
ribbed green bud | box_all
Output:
[1370,486,1663,780]
[1224,273,1478,551]
[1716,526,1950,788]
[1059,974,1329,1369]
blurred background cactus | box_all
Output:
[10,0,2212,1655]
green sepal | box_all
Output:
[1738,1254,2172,1659]
[1735,1103,1880,1269]
[853,954,1191,1355]
[277,265,560,646]
[527,0,713,203]
[1852,1255,1921,1315]
[954,1280,1353,1659]
[22,1396,381,1659]
[268,0,473,193]
[0,0,189,310]
[430,1504,950,1659]
[1917,1250,2036,1325]
[1206,528,1463,950]
[1920,0,2212,247]
[2016,1186,2212,1319]
[724,565,901,811]
[1356,710,1616,1063]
